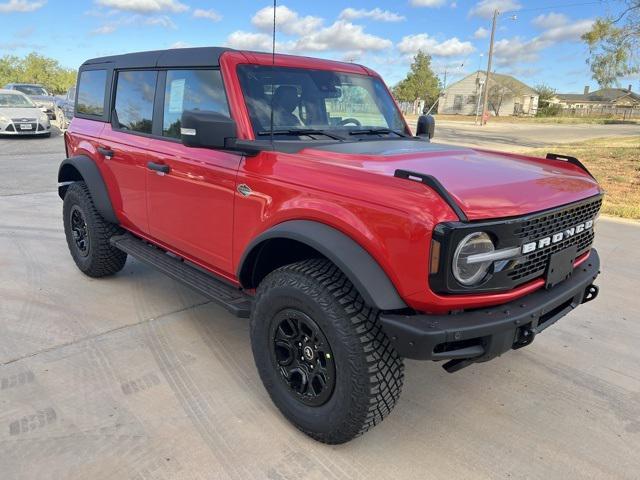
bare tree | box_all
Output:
[487,77,525,116]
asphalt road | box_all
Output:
[426,120,640,151]
[1,130,639,479]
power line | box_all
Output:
[503,1,608,14]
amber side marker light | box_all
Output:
[430,239,441,274]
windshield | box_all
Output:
[14,85,48,96]
[237,65,406,139]
[0,93,36,108]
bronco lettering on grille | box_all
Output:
[521,219,594,254]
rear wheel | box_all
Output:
[63,182,127,277]
[250,259,404,444]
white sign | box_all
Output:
[168,78,186,113]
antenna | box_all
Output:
[269,0,276,146]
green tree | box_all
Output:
[534,83,561,117]
[393,51,441,108]
[534,84,557,106]
[582,0,639,87]
[0,52,76,94]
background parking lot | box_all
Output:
[1,127,639,479]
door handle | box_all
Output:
[97,146,114,159]
[147,161,170,175]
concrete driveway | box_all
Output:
[421,120,640,152]
[1,131,639,479]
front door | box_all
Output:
[145,69,241,276]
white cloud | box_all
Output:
[170,41,191,49]
[410,0,446,7]
[397,33,475,57]
[92,13,177,34]
[226,31,274,51]
[539,19,594,42]
[252,5,323,36]
[339,7,405,22]
[473,27,489,39]
[144,15,176,28]
[92,24,117,35]
[227,19,392,55]
[532,12,568,29]
[193,8,221,22]
[294,20,392,52]
[0,0,45,12]
[492,15,595,69]
[493,37,544,66]
[95,0,188,14]
[469,0,521,19]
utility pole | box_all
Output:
[481,9,498,126]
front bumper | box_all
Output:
[0,123,51,136]
[380,249,600,371]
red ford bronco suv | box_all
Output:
[59,47,602,444]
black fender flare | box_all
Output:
[238,220,408,310]
[58,155,118,224]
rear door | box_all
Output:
[145,69,241,275]
[99,70,159,234]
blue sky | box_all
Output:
[1,0,636,92]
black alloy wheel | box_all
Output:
[70,205,90,257]
[270,308,336,407]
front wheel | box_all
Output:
[63,182,127,277]
[250,259,404,444]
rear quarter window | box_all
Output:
[114,70,158,134]
[76,69,107,116]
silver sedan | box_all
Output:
[0,89,52,137]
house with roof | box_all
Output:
[551,85,640,111]
[437,71,538,117]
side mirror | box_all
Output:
[416,114,435,140]
[181,110,238,149]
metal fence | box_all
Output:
[557,107,640,119]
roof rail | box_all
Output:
[394,169,468,222]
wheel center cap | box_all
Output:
[303,345,314,361]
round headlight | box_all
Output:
[452,232,495,286]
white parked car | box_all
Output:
[0,89,52,137]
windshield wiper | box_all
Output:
[349,128,408,138]
[257,129,345,141]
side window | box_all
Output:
[76,69,107,116]
[163,69,229,139]
[114,70,157,134]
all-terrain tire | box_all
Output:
[63,182,127,277]
[250,258,404,444]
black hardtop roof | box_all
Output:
[81,47,234,69]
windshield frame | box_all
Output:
[236,64,409,141]
[0,92,37,108]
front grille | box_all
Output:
[507,197,601,282]
[430,195,602,294]
[513,198,602,240]
[10,120,38,133]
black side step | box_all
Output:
[110,233,252,318]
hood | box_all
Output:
[303,140,601,220]
[0,106,43,119]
